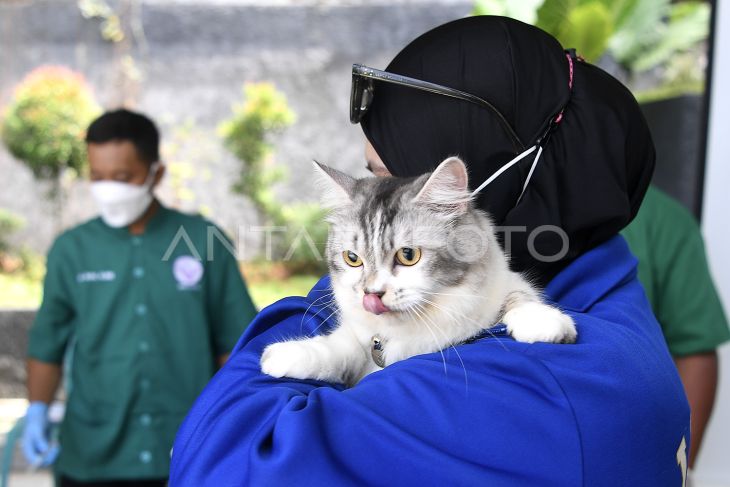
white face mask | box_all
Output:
[470,144,544,205]
[470,51,573,205]
[90,163,159,228]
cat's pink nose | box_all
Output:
[363,293,390,315]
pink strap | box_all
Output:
[553,53,574,125]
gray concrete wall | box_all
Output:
[0,0,472,255]
[0,310,34,397]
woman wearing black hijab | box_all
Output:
[358,16,654,286]
[170,17,689,486]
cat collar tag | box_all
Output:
[371,335,386,368]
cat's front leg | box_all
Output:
[501,291,577,344]
[260,325,368,384]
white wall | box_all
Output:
[696,0,730,484]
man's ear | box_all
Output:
[413,157,472,216]
[152,163,165,188]
[312,161,356,208]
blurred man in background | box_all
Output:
[23,109,258,486]
[622,185,730,471]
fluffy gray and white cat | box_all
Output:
[261,157,576,386]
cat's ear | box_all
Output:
[413,157,472,216]
[312,161,356,208]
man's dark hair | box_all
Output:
[86,108,160,164]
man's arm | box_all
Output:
[27,237,75,380]
[675,351,718,467]
[24,238,75,466]
[23,359,63,467]
[27,359,63,404]
[216,353,229,368]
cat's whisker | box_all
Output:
[420,290,485,299]
[413,297,484,389]
[417,296,510,353]
[300,291,337,333]
[413,302,468,391]
[300,301,338,335]
[307,307,340,337]
[408,305,448,377]
[413,294,511,348]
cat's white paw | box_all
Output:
[503,302,577,344]
[260,341,319,380]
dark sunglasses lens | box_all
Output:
[350,75,373,124]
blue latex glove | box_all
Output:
[22,402,60,468]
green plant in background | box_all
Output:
[161,118,217,215]
[1,66,101,227]
[279,202,329,273]
[220,83,295,223]
[0,209,24,254]
[473,0,710,97]
[472,0,543,24]
[220,82,327,273]
[77,0,125,42]
[0,208,45,308]
[2,66,100,181]
[78,0,146,107]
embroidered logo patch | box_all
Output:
[77,270,116,283]
[172,255,204,289]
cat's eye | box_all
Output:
[395,247,421,266]
[343,250,363,267]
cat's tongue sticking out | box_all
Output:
[363,293,390,315]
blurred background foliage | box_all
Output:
[221,82,296,224]
[161,119,214,216]
[220,82,328,275]
[1,66,101,239]
[1,66,100,182]
[0,66,101,307]
[473,0,710,100]
[0,208,45,308]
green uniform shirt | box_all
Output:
[28,204,258,481]
[622,186,730,356]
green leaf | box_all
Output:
[473,0,544,24]
[608,0,671,64]
[536,0,576,37]
[556,2,614,61]
[632,2,709,72]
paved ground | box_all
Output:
[5,472,53,487]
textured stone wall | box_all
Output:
[0,0,473,255]
[0,310,34,397]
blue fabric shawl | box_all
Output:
[169,236,689,486]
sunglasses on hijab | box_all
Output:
[349,57,574,202]
[349,63,525,151]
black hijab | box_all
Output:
[360,16,654,286]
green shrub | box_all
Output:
[473,0,710,94]
[279,202,328,273]
[0,209,44,284]
[0,208,24,253]
[220,82,327,273]
[1,65,101,180]
[220,82,296,222]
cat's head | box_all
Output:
[315,157,493,319]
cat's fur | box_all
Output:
[261,157,576,386]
